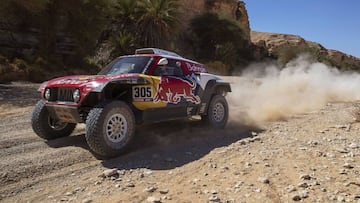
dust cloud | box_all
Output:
[226,55,360,125]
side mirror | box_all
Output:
[157,58,168,66]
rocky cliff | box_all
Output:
[182,0,250,41]
[251,31,360,70]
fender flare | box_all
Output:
[199,80,231,115]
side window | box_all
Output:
[168,60,183,76]
[152,59,183,76]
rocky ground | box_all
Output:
[0,82,359,203]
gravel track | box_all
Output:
[0,82,359,203]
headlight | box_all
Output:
[73,89,81,103]
[44,88,51,100]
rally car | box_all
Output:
[31,48,231,158]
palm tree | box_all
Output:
[114,0,138,29]
[136,0,180,48]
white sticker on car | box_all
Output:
[132,86,153,102]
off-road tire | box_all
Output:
[202,95,229,129]
[31,100,76,140]
[85,101,135,158]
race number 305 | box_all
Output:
[132,86,153,101]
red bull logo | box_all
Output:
[154,77,201,104]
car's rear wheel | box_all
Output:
[31,100,76,140]
[85,101,135,158]
[202,95,229,129]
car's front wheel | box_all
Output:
[31,100,76,140]
[202,95,229,129]
[85,101,135,158]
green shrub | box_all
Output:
[274,44,320,65]
[0,54,9,65]
[110,31,137,57]
[0,64,13,75]
[13,58,29,70]
[83,56,101,73]
[190,13,246,61]
[28,66,47,82]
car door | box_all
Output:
[142,58,200,122]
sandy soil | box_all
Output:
[0,82,359,203]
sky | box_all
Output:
[242,0,360,58]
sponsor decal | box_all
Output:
[132,86,153,102]
[186,62,206,73]
[52,78,83,85]
[154,76,201,104]
[78,76,96,81]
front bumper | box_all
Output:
[46,104,83,123]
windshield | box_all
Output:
[98,56,152,75]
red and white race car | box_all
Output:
[31,48,231,158]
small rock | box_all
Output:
[145,186,157,193]
[239,140,247,145]
[161,195,171,200]
[345,124,351,131]
[144,170,153,175]
[300,190,309,198]
[258,176,270,184]
[326,153,336,158]
[94,180,102,185]
[339,169,347,175]
[82,198,93,203]
[251,131,258,137]
[337,195,345,202]
[297,182,309,188]
[101,169,118,178]
[126,183,135,187]
[336,148,350,153]
[159,189,169,194]
[343,163,354,169]
[210,190,218,194]
[65,192,73,196]
[249,137,261,142]
[234,182,243,189]
[210,163,217,168]
[118,170,125,175]
[299,174,311,180]
[349,143,359,149]
[335,125,347,129]
[147,196,161,203]
[292,194,302,201]
[208,195,220,202]
[255,188,261,193]
[286,185,297,193]
[320,188,327,192]
[1,172,7,178]
[61,196,70,201]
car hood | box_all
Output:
[40,73,144,95]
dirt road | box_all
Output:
[0,82,359,203]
